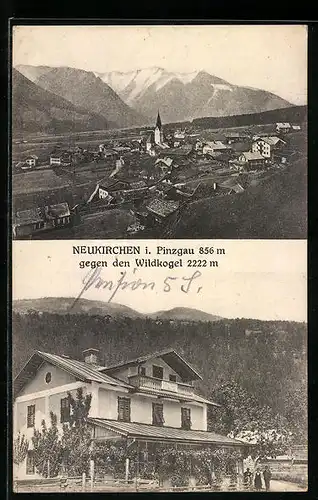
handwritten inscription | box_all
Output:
[71,267,203,309]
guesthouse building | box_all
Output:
[13,348,248,483]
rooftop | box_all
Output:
[146,198,180,218]
[89,418,248,447]
[240,151,265,161]
[44,202,70,219]
[14,350,133,397]
[101,348,202,382]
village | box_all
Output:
[12,115,304,239]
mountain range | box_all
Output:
[12,68,112,134]
[15,65,292,129]
[97,67,292,123]
[14,66,148,131]
[12,297,222,322]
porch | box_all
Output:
[88,418,249,489]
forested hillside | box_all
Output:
[13,311,306,443]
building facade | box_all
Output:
[13,348,247,481]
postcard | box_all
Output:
[10,23,308,494]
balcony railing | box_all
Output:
[128,375,194,395]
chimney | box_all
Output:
[83,348,99,365]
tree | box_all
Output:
[210,382,292,467]
[61,388,92,476]
[32,412,63,477]
[13,433,29,479]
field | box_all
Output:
[13,169,71,195]
[12,128,142,162]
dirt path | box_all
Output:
[270,479,307,492]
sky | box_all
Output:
[12,240,307,322]
[13,24,307,105]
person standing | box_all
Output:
[243,468,252,488]
[263,466,272,491]
[254,467,262,491]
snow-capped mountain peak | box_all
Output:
[97,67,202,105]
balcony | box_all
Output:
[128,375,194,396]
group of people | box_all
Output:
[244,466,272,491]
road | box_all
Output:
[270,480,307,492]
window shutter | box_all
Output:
[152,403,164,426]
[118,397,131,422]
[181,408,191,429]
[60,397,70,423]
[27,405,35,428]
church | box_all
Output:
[146,111,170,154]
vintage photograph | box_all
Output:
[12,240,307,492]
[11,25,307,240]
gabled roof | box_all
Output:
[89,419,248,447]
[100,349,202,382]
[14,351,133,398]
[145,198,180,218]
[14,207,44,225]
[254,136,284,146]
[240,151,264,161]
[128,180,148,190]
[204,141,229,150]
[45,202,70,219]
[155,157,173,167]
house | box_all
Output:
[174,130,186,140]
[24,155,38,169]
[252,137,285,158]
[259,445,307,484]
[113,146,131,154]
[50,155,62,166]
[162,145,193,158]
[291,124,301,131]
[155,157,174,177]
[238,152,266,170]
[97,185,114,202]
[194,140,203,152]
[13,203,71,238]
[219,178,245,195]
[13,348,247,481]
[202,141,229,155]
[12,208,45,238]
[103,149,119,160]
[50,153,72,166]
[44,202,71,228]
[224,132,250,144]
[275,122,291,134]
[145,198,180,222]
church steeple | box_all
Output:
[156,110,162,130]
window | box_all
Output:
[169,374,177,382]
[26,451,35,475]
[152,365,163,379]
[140,366,146,376]
[152,403,164,426]
[27,405,35,428]
[181,408,191,430]
[60,397,70,423]
[45,372,52,384]
[118,397,131,422]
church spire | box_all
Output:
[156,110,162,130]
